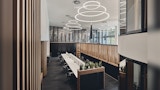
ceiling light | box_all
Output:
[64,20,82,30]
[63,27,69,30]
[73,0,80,4]
[75,1,110,23]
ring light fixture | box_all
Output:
[75,12,110,23]
[83,1,100,10]
[64,20,82,30]
[66,23,81,27]
[68,20,79,23]
[77,10,107,17]
[63,26,69,30]
[69,27,83,30]
[75,1,110,23]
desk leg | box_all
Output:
[77,74,80,90]
[103,70,105,89]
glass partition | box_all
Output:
[120,0,147,35]
[50,25,118,45]
[88,25,118,45]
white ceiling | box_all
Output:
[47,0,119,29]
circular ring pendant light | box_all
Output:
[64,20,82,30]
[75,1,110,23]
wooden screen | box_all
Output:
[0,0,41,90]
[76,43,119,67]
[16,0,41,90]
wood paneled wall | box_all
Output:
[0,0,41,90]
[77,43,119,67]
[41,41,47,77]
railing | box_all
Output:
[76,43,119,67]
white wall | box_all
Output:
[118,33,147,63]
[119,31,160,65]
[41,0,50,56]
[148,31,160,66]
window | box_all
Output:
[97,27,117,45]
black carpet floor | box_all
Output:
[42,57,118,90]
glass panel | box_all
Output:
[49,25,118,44]
[133,63,141,90]
[127,0,142,33]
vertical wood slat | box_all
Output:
[77,43,119,67]
[32,0,34,89]
[25,0,30,90]
[0,0,41,90]
[28,0,31,89]
[17,0,20,88]
[37,0,41,89]
[19,0,26,90]
[41,41,48,77]
[14,0,20,90]
[34,0,37,88]
[31,0,33,89]
[33,0,36,90]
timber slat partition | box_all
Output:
[77,43,119,67]
[0,0,41,90]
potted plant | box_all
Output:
[89,62,95,68]
[95,62,99,68]
[85,62,89,69]
[98,61,102,67]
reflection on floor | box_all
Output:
[42,57,119,90]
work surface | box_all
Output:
[61,53,85,78]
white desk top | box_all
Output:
[68,53,85,66]
[61,53,85,78]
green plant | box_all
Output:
[99,61,102,67]
[85,62,89,69]
[92,63,95,68]
[95,62,99,68]
[89,62,94,68]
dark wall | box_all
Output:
[50,43,76,57]
[80,72,104,90]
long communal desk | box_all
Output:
[61,53,105,90]
[61,53,85,78]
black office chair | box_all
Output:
[66,71,74,80]
[63,64,68,70]
[66,66,71,72]
[60,59,65,65]
[62,64,69,73]
[58,55,62,60]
